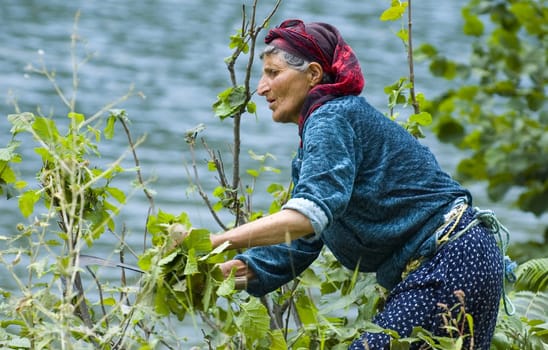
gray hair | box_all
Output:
[259,45,333,84]
[260,45,309,71]
[260,45,333,84]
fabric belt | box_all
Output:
[400,196,517,316]
[402,197,469,280]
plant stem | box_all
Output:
[407,0,420,114]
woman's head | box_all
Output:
[257,45,324,124]
[257,19,365,130]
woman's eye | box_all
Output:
[266,69,278,77]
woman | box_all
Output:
[203,19,504,349]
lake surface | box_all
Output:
[1,0,545,345]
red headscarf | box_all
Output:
[264,19,365,138]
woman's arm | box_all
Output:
[212,209,315,292]
[210,208,314,250]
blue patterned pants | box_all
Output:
[349,208,503,350]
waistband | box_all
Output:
[401,197,517,316]
[401,197,470,279]
[433,196,470,249]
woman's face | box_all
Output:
[257,53,313,124]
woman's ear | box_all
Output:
[308,62,324,87]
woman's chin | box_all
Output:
[272,113,298,124]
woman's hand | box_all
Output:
[219,259,256,290]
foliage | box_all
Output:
[0,1,547,350]
[139,212,224,321]
[491,258,548,350]
[380,0,433,138]
[513,257,548,293]
[0,105,165,348]
[418,0,547,220]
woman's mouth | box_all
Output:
[267,98,275,109]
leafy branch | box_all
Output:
[380,0,432,138]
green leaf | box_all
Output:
[32,117,60,144]
[517,186,548,217]
[247,101,257,114]
[137,251,153,271]
[429,58,457,79]
[269,329,288,350]
[183,248,198,275]
[436,119,465,143]
[212,186,225,198]
[1,182,18,199]
[18,190,40,218]
[396,28,408,43]
[409,112,432,126]
[154,283,171,316]
[207,160,217,171]
[0,142,21,161]
[511,2,544,36]
[105,115,116,139]
[159,251,178,266]
[235,298,270,345]
[295,292,319,325]
[216,269,235,297]
[380,3,407,21]
[415,43,438,58]
[457,156,488,181]
[212,85,247,120]
[68,112,85,125]
[7,112,34,134]
[246,169,259,177]
[0,162,16,183]
[106,186,126,203]
[462,8,484,36]
[200,240,231,263]
[512,290,548,322]
[101,297,117,306]
[514,258,548,292]
[183,228,212,255]
[229,31,249,53]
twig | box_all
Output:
[119,225,128,302]
[86,266,109,327]
[80,85,139,128]
[118,116,155,211]
[407,0,420,114]
[184,139,228,230]
[70,11,80,112]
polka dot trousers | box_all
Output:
[349,208,503,350]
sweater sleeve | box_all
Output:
[291,110,358,230]
[234,235,324,297]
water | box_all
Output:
[1,0,545,345]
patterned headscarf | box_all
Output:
[264,19,365,138]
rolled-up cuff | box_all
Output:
[282,197,328,235]
[234,255,269,297]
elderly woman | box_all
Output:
[205,19,503,349]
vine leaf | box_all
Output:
[380,1,408,21]
[212,85,247,120]
[18,190,40,218]
[235,297,270,345]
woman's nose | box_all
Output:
[257,77,269,96]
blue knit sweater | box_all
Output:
[236,95,470,295]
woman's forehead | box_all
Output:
[262,53,288,69]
